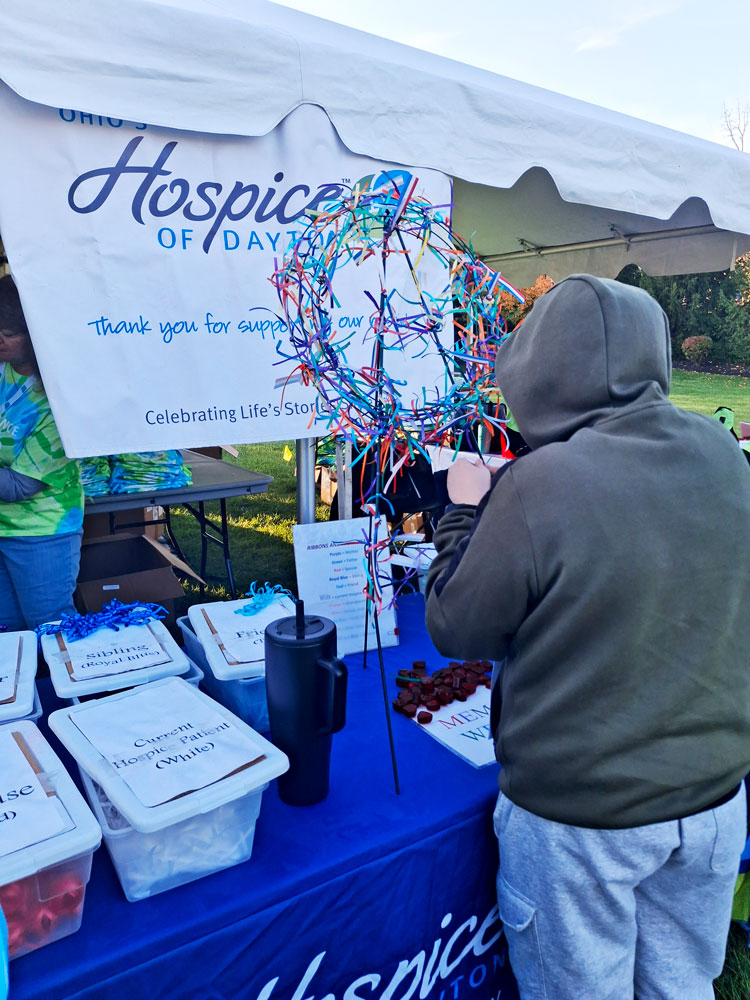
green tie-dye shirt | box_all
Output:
[0,363,83,536]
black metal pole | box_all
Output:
[368,218,400,794]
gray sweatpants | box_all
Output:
[493,786,746,1000]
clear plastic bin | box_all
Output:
[178,616,269,732]
[1,906,8,999]
[0,631,38,725]
[41,619,191,699]
[0,684,42,728]
[66,658,203,705]
[49,680,287,904]
[78,765,265,902]
[1,851,94,960]
[0,723,100,961]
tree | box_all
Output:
[722,101,750,151]
[617,258,750,364]
[498,274,554,329]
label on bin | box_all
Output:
[69,680,264,807]
[0,634,22,702]
[65,624,171,680]
[0,730,70,857]
[203,599,295,666]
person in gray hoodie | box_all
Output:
[425,274,750,1000]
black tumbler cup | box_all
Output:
[264,601,347,806]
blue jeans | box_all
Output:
[0,531,82,630]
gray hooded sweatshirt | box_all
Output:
[425,274,750,829]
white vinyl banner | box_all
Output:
[0,84,452,457]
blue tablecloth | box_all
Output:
[8,595,519,1000]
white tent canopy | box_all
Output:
[2,0,750,285]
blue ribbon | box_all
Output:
[36,599,168,642]
[234,582,295,617]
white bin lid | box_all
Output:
[41,619,190,698]
[48,678,289,833]
[0,632,37,723]
[188,597,295,681]
[0,722,101,886]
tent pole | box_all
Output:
[485,224,720,266]
[296,438,317,524]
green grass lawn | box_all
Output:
[168,441,329,615]
[165,370,750,993]
[670,369,750,420]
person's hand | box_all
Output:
[446,457,492,506]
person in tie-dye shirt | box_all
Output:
[0,274,83,629]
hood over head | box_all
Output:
[495,274,671,450]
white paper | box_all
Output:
[203,597,296,667]
[293,518,398,656]
[413,687,496,768]
[0,730,71,857]
[0,634,21,702]
[389,543,437,572]
[425,445,508,474]
[65,624,170,680]
[70,681,263,807]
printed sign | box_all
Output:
[0,730,70,856]
[70,680,262,806]
[65,624,170,680]
[0,86,451,456]
[0,634,21,702]
[201,597,296,668]
[414,687,496,768]
[246,902,512,1000]
[293,517,398,656]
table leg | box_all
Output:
[163,506,188,563]
[180,501,238,600]
[198,500,209,584]
[220,498,237,599]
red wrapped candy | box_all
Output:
[0,879,29,919]
[22,904,55,943]
[7,921,25,958]
[47,874,84,917]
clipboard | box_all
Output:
[201,608,241,666]
[57,624,172,681]
[0,635,22,705]
[11,728,55,797]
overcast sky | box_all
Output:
[272,0,749,147]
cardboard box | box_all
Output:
[75,534,203,627]
[401,513,426,535]
[83,506,164,541]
